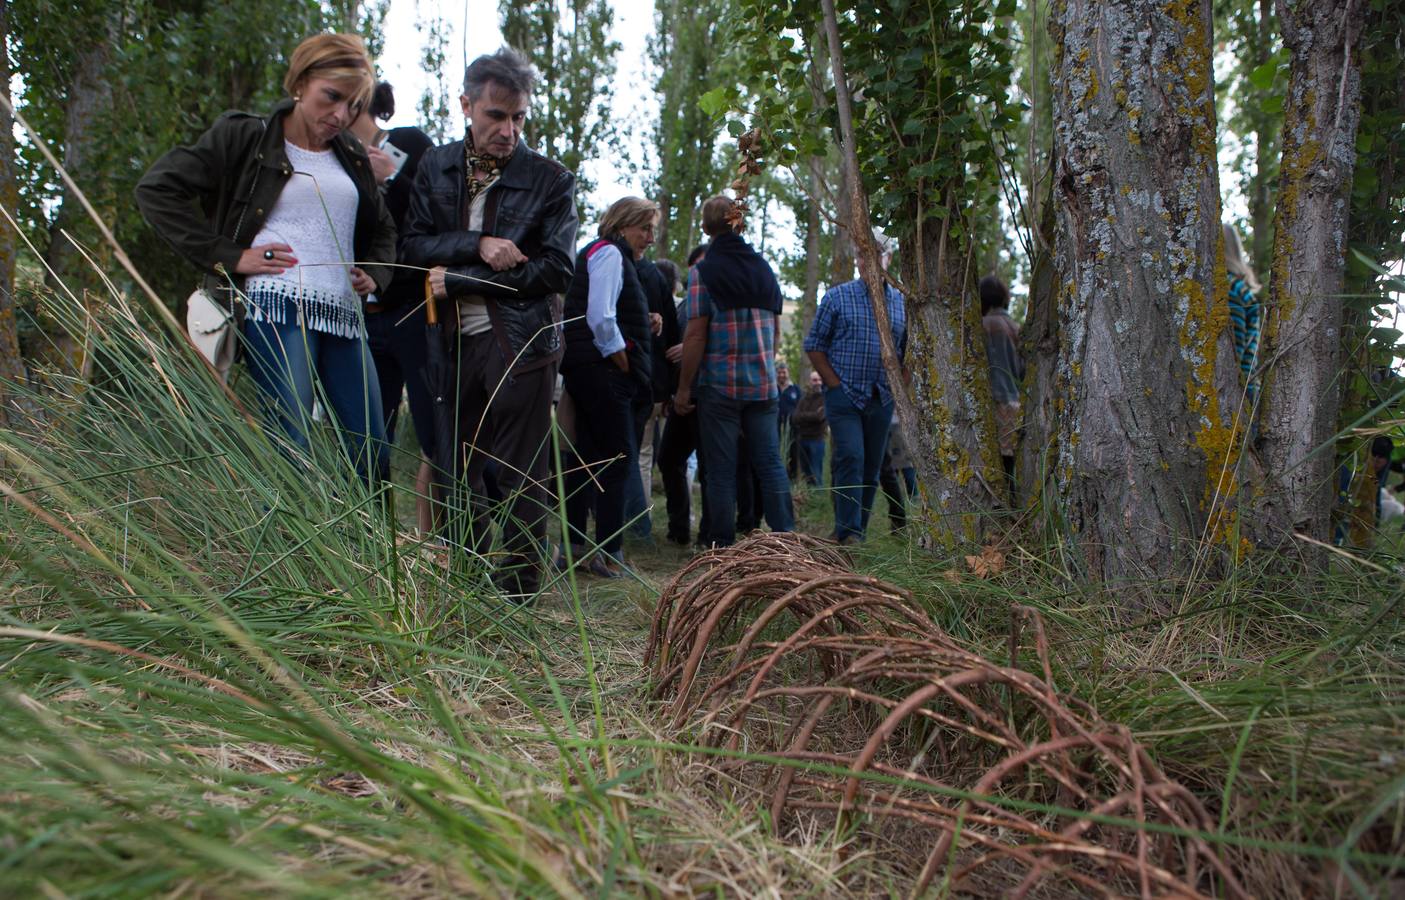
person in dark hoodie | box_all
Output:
[657,245,709,545]
[347,81,436,523]
[673,196,793,546]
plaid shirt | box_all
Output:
[683,265,778,401]
[804,278,906,410]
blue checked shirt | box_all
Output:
[804,278,906,410]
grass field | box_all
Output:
[1,287,1403,897]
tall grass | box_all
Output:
[0,273,633,894]
[852,530,1405,895]
[3,258,1405,895]
[0,254,894,897]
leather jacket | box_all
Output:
[135,98,396,321]
[399,138,578,372]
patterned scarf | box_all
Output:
[464,132,510,204]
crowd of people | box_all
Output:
[132,34,1032,597]
[138,33,1307,597]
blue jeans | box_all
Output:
[824,386,893,541]
[697,386,794,545]
[799,438,827,486]
[242,317,389,481]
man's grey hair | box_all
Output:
[463,47,537,101]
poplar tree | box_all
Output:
[648,0,729,263]
[500,0,620,217]
[1048,0,1247,582]
[1252,0,1367,549]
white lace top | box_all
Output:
[245,141,362,338]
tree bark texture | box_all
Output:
[1017,193,1058,506]
[797,158,824,378]
[40,25,113,380]
[829,184,856,286]
[1050,0,1245,583]
[1253,0,1365,547]
[0,0,23,420]
[1248,0,1276,271]
[898,218,1005,540]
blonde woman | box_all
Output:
[137,33,397,480]
[558,197,661,575]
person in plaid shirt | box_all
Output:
[673,196,794,546]
[805,240,907,543]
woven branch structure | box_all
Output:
[646,533,1246,898]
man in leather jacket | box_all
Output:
[400,47,578,598]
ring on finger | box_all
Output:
[263,250,275,261]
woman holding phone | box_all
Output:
[136,33,396,482]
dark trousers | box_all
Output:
[735,440,763,533]
[798,437,826,485]
[880,443,907,530]
[697,386,794,546]
[658,407,704,543]
[366,304,435,457]
[562,362,639,557]
[622,394,657,537]
[444,330,556,594]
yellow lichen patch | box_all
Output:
[1177,270,1243,547]
[1160,0,1217,157]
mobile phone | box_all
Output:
[377,135,409,180]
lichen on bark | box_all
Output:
[1250,0,1366,552]
[1049,0,1244,586]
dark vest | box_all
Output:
[562,237,652,384]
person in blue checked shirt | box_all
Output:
[804,236,907,544]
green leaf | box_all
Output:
[1261,95,1284,115]
[698,88,731,119]
[1248,61,1278,91]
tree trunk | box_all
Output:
[797,158,823,379]
[0,0,23,421]
[823,0,1001,543]
[1338,0,1405,434]
[1050,0,1244,585]
[899,206,1004,540]
[1016,190,1058,508]
[829,180,855,285]
[40,26,113,380]
[656,191,672,261]
[1252,0,1366,548]
[1248,0,1276,270]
